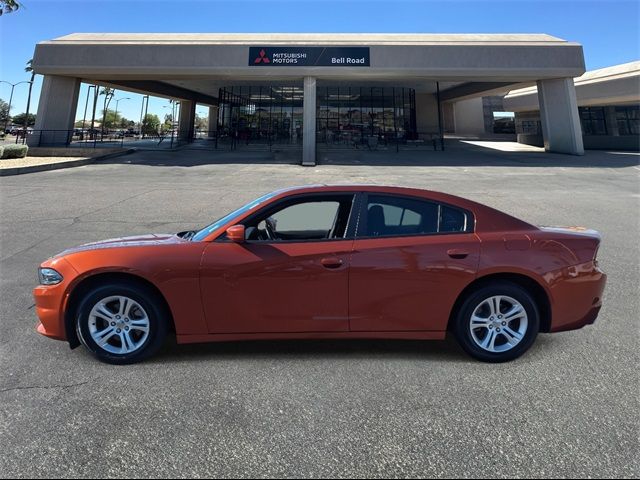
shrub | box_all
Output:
[1,144,28,159]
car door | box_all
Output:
[200,193,357,334]
[349,193,480,332]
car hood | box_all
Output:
[54,234,183,257]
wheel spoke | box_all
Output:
[118,297,130,317]
[94,303,114,321]
[504,304,525,322]
[490,296,501,316]
[481,329,497,351]
[120,331,135,353]
[130,325,149,334]
[502,326,524,346]
[129,316,149,326]
[470,315,490,329]
[95,326,116,346]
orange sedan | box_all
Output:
[34,185,606,364]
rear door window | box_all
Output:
[362,195,469,237]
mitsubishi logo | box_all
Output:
[254,49,270,64]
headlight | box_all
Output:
[38,268,63,285]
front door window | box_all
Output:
[244,195,354,242]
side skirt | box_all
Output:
[176,331,446,344]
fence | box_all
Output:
[5,128,446,152]
[8,129,187,150]
[197,129,445,152]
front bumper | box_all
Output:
[33,258,78,342]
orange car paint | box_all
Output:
[34,185,606,345]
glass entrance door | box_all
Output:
[217,86,304,146]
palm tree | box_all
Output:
[1,0,21,16]
[23,59,35,136]
[99,87,115,137]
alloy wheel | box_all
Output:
[88,295,150,355]
[468,295,529,353]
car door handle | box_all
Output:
[447,249,469,259]
[320,257,344,269]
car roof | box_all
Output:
[272,184,472,205]
[270,184,535,233]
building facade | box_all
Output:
[504,61,640,151]
[30,33,588,163]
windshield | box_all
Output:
[191,191,280,241]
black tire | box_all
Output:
[453,281,540,363]
[76,281,168,365]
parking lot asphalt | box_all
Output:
[1,145,639,478]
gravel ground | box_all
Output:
[0,144,638,478]
[0,156,89,169]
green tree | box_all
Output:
[142,113,160,135]
[0,0,20,15]
[99,87,115,133]
[0,98,9,126]
[101,109,124,129]
[11,112,36,127]
[195,113,208,131]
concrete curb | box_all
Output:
[0,148,137,176]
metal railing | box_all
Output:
[3,128,446,153]
[4,129,189,150]
[192,129,445,152]
[316,130,444,152]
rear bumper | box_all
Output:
[549,262,606,332]
[552,304,602,333]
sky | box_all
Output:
[0,0,638,123]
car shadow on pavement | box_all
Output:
[151,336,472,364]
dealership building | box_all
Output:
[30,33,590,164]
[504,61,639,151]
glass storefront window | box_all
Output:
[317,86,416,146]
[217,85,417,146]
[579,107,607,135]
[616,106,639,136]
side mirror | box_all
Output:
[226,224,246,243]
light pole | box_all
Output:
[197,109,207,138]
[81,85,96,140]
[113,97,130,131]
[139,95,149,138]
[1,80,32,133]
[163,100,177,147]
[114,97,130,146]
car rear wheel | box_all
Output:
[76,282,168,365]
[453,282,540,362]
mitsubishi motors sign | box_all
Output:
[249,47,370,67]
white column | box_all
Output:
[537,78,584,155]
[29,75,81,146]
[178,100,196,142]
[302,76,317,166]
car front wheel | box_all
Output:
[453,282,540,363]
[76,282,168,365]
